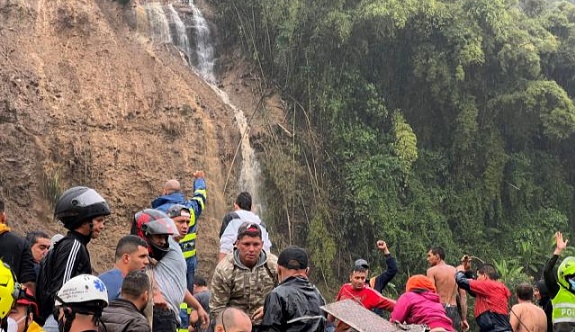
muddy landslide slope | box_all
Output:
[0,0,244,276]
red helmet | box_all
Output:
[131,209,175,260]
[16,286,39,317]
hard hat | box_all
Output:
[0,260,15,319]
[55,275,108,310]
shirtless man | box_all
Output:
[427,247,469,332]
[510,283,547,332]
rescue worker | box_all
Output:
[0,259,17,332]
[151,172,207,295]
[53,275,108,332]
[543,231,575,331]
[9,285,44,332]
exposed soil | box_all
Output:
[0,0,282,278]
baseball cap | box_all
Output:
[237,222,262,240]
[354,258,369,270]
[166,204,191,218]
[278,246,309,270]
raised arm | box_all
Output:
[373,240,398,293]
[544,231,567,298]
[184,171,207,218]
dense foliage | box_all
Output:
[211,0,575,298]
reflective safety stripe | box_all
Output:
[180,302,192,315]
[178,191,203,259]
[552,287,575,324]
[183,248,196,259]
[181,233,197,242]
[180,233,197,259]
[555,303,575,309]
[187,212,197,229]
[286,315,325,324]
[194,189,207,211]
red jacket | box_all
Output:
[469,279,511,317]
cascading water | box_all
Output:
[166,4,191,62]
[145,3,171,44]
[142,0,262,210]
[188,2,215,83]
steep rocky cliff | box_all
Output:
[0,0,280,276]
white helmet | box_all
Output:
[55,275,108,309]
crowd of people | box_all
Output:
[0,173,572,332]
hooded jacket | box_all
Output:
[260,276,326,332]
[36,231,92,324]
[391,291,454,331]
[209,249,278,324]
[100,299,150,332]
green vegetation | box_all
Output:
[212,0,575,298]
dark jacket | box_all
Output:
[100,299,150,332]
[36,231,92,324]
[260,276,326,332]
[371,254,398,293]
[535,280,553,332]
[0,231,36,284]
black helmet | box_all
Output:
[132,209,174,260]
[54,186,111,230]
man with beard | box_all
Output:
[328,262,396,332]
[131,209,209,332]
[100,271,151,332]
[210,223,278,331]
[98,235,150,301]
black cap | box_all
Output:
[354,258,369,270]
[278,246,308,270]
[237,222,262,240]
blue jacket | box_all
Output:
[151,178,207,218]
[151,178,207,260]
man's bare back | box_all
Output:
[427,263,458,305]
[510,302,547,332]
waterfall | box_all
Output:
[189,2,215,83]
[166,4,192,63]
[144,3,171,44]
[142,0,263,211]
[210,86,263,212]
